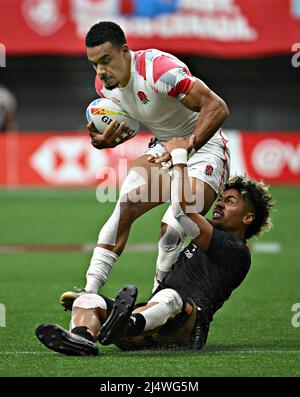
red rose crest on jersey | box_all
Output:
[205,164,214,176]
[137,91,150,105]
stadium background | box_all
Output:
[0,0,300,378]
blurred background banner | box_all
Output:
[1,1,300,186]
[1,0,300,57]
[1,131,300,186]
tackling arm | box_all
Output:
[162,137,213,252]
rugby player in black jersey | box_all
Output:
[35,136,273,356]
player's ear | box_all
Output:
[121,44,130,56]
[242,212,255,226]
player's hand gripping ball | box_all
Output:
[86,98,139,142]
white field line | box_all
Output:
[251,242,282,253]
[0,349,299,355]
[0,189,96,198]
[203,350,300,354]
[0,242,281,254]
[0,352,50,355]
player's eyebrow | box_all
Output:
[225,193,239,201]
[91,54,110,64]
[219,193,238,202]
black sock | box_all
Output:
[71,326,94,342]
[125,313,146,337]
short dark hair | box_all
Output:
[223,175,274,240]
[85,21,126,48]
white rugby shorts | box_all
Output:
[145,129,231,193]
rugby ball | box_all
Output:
[86,98,139,142]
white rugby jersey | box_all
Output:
[95,49,200,142]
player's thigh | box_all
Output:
[150,301,197,347]
[188,149,230,215]
[189,177,216,215]
[123,154,171,206]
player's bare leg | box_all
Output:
[36,293,111,355]
[68,293,115,343]
[99,155,170,254]
[84,155,171,294]
[70,307,106,341]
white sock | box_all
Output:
[85,247,118,293]
[142,303,172,332]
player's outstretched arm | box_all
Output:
[162,137,213,252]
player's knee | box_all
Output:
[73,293,107,310]
[148,288,183,316]
[159,225,181,252]
[156,226,185,273]
[116,169,150,222]
[161,206,186,241]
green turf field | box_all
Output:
[0,186,300,377]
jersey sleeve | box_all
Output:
[94,75,106,98]
[151,55,196,101]
[206,227,251,270]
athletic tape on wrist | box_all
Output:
[171,148,188,165]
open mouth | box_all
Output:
[212,210,223,220]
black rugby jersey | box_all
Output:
[163,226,251,326]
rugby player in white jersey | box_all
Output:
[61,21,230,306]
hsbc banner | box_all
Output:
[0,131,300,187]
[0,0,300,57]
[0,132,154,187]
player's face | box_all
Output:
[212,189,254,234]
[87,42,130,90]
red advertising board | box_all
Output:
[241,132,300,185]
[0,131,300,187]
[0,131,153,187]
[0,0,299,57]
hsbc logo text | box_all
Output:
[30,136,107,185]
